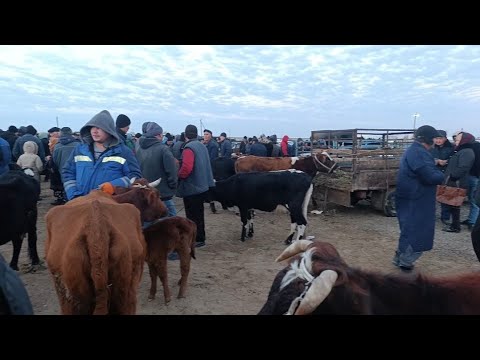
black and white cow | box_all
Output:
[210,169,313,243]
[0,165,41,271]
[208,157,237,214]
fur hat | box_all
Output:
[116,114,131,128]
[8,125,18,133]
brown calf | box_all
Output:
[143,216,197,304]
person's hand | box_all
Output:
[99,182,115,195]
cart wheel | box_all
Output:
[384,190,396,217]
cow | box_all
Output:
[0,166,41,272]
[45,185,166,315]
[110,178,168,222]
[208,157,237,214]
[143,216,197,304]
[210,169,313,243]
[259,240,480,315]
[235,152,337,178]
[473,219,480,262]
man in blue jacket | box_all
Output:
[62,110,142,200]
[393,125,445,271]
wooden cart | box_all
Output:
[310,128,415,216]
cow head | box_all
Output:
[312,152,337,174]
[260,240,365,315]
[112,178,168,222]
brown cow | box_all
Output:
[111,179,168,222]
[259,240,480,315]
[235,152,337,178]
[143,217,197,304]
[45,190,148,315]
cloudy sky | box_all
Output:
[0,45,478,139]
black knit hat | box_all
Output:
[220,132,227,138]
[48,127,60,133]
[116,114,131,128]
[60,127,73,137]
[8,125,18,133]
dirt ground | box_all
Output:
[2,180,479,315]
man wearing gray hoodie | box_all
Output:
[135,122,178,217]
[62,110,142,200]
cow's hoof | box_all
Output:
[241,237,246,242]
[284,238,293,245]
[165,298,171,305]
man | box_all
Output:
[116,114,135,152]
[218,132,232,158]
[177,124,215,248]
[393,125,445,271]
[51,127,81,205]
[136,122,178,217]
[0,125,18,150]
[203,129,219,161]
[430,130,454,225]
[62,110,142,200]
[12,125,45,163]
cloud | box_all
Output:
[0,45,478,139]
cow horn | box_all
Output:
[148,178,161,187]
[294,270,338,315]
[275,240,313,262]
[130,177,137,184]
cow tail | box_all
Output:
[86,200,110,315]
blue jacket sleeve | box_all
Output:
[108,146,143,188]
[409,149,444,186]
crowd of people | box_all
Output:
[393,125,479,271]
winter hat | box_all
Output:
[414,125,440,145]
[60,127,73,137]
[116,114,131,128]
[436,130,447,138]
[142,122,163,138]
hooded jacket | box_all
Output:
[281,135,289,157]
[136,137,178,200]
[444,132,476,189]
[62,110,142,200]
[16,141,43,181]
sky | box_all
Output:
[0,45,479,139]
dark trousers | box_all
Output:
[440,203,451,221]
[447,205,461,230]
[183,191,208,243]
